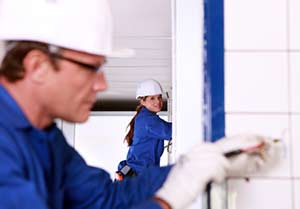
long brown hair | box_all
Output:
[124,97,147,146]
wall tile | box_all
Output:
[226,114,291,177]
[294,180,300,209]
[225,0,287,50]
[225,52,288,112]
[289,0,300,49]
[290,53,300,113]
[227,179,292,209]
[291,115,300,177]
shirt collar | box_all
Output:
[0,84,59,142]
[0,84,33,129]
[141,106,157,115]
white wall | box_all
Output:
[224,0,299,208]
[73,113,131,178]
[68,112,169,178]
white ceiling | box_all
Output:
[99,0,172,101]
[0,1,172,106]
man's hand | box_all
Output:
[216,134,284,176]
[155,143,229,209]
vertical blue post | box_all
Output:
[203,1,225,209]
[203,0,225,142]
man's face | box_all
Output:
[44,49,107,123]
[141,94,163,113]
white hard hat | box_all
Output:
[136,79,163,99]
[0,0,133,57]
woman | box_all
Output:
[116,79,172,180]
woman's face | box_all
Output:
[141,94,163,113]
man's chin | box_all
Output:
[63,113,90,123]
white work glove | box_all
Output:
[215,134,283,176]
[155,143,229,209]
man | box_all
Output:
[0,0,279,209]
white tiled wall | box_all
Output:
[226,114,291,178]
[289,0,300,49]
[225,0,299,208]
[291,116,300,177]
[224,0,287,50]
[290,53,300,113]
[294,180,300,209]
[225,52,289,112]
[227,179,293,209]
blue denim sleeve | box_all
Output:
[0,123,172,209]
[144,115,172,140]
[0,127,49,209]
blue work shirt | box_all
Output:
[125,107,172,175]
[0,85,171,209]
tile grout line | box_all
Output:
[286,0,296,208]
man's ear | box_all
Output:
[22,49,51,83]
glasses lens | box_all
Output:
[49,53,102,72]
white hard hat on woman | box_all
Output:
[136,79,163,99]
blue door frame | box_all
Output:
[203,0,225,142]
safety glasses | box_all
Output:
[49,53,103,72]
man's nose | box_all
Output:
[93,72,107,92]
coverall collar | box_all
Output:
[141,106,157,115]
[0,84,56,133]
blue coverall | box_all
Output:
[120,107,172,175]
[0,85,171,209]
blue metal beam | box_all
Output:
[203,0,225,142]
